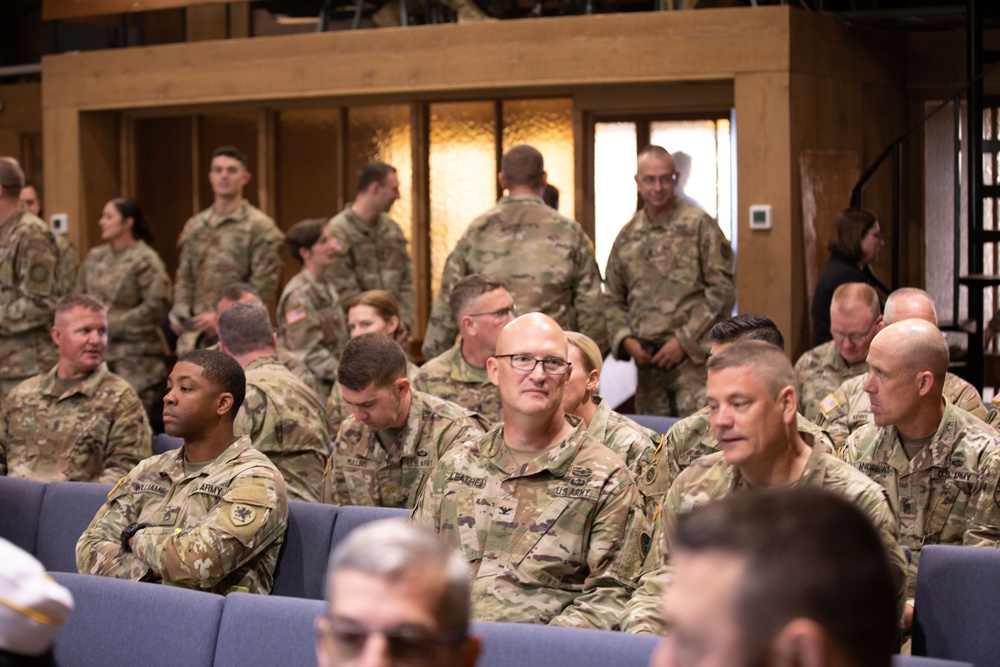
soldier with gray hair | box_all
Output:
[316,519,480,667]
[218,302,329,503]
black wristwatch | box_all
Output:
[120,522,147,552]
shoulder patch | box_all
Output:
[330,236,346,252]
[108,476,126,499]
[285,307,307,326]
[820,393,840,414]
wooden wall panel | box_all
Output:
[196,111,258,210]
[0,84,42,182]
[79,112,121,250]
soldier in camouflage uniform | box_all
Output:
[278,219,350,400]
[844,320,1000,617]
[77,350,288,594]
[77,198,172,419]
[621,342,906,635]
[325,333,486,508]
[0,294,152,482]
[411,314,644,629]
[818,288,987,451]
[605,146,736,418]
[0,159,59,401]
[795,282,881,423]
[563,331,657,475]
[414,274,512,426]
[422,145,607,360]
[326,161,414,335]
[219,302,330,503]
[20,182,78,302]
[169,146,284,355]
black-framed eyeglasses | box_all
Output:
[467,304,518,319]
[316,616,466,665]
[495,353,571,375]
[639,173,678,185]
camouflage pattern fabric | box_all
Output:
[413,340,503,426]
[422,194,607,360]
[76,436,288,595]
[819,371,988,452]
[325,206,414,329]
[234,355,330,503]
[844,400,1000,598]
[0,209,59,397]
[277,268,349,400]
[411,417,645,629]
[794,340,868,423]
[207,341,323,399]
[0,362,153,483]
[586,398,657,476]
[604,202,735,418]
[325,359,419,443]
[621,444,907,635]
[324,390,486,508]
[53,234,79,298]
[987,395,1000,429]
[171,203,284,354]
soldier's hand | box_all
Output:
[169,320,187,336]
[624,337,652,366]
[651,337,685,369]
[192,312,219,336]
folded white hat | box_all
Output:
[0,538,74,657]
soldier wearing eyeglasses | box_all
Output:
[605,145,736,419]
[411,313,645,629]
[316,519,481,667]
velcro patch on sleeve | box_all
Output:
[285,307,307,326]
[218,484,270,542]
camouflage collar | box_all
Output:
[40,362,110,400]
[485,414,588,478]
[585,398,614,443]
[498,193,545,206]
[167,435,254,481]
[448,340,490,384]
[360,390,426,463]
[199,201,251,229]
[883,399,962,475]
[243,354,284,374]
[340,205,394,235]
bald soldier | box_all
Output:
[795,283,882,423]
[412,313,644,629]
[844,319,1000,624]
[818,288,987,450]
[621,341,906,635]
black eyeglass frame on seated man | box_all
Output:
[494,353,571,375]
[316,615,467,665]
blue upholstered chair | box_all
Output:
[623,413,680,436]
[0,475,46,553]
[152,432,183,454]
[330,505,410,549]
[36,481,113,572]
[213,592,325,667]
[271,501,339,599]
[475,621,658,667]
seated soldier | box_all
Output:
[652,488,897,667]
[325,333,487,508]
[218,302,330,503]
[621,341,906,635]
[76,349,289,594]
[412,313,644,629]
[0,294,152,482]
[414,274,514,426]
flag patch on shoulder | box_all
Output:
[285,308,307,325]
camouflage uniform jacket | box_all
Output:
[76,436,288,595]
[171,202,284,354]
[234,355,330,503]
[622,443,906,635]
[325,390,486,508]
[326,206,414,329]
[77,240,172,361]
[987,395,1000,429]
[277,267,349,399]
[53,234,79,298]
[635,406,836,518]
[0,208,58,381]
[820,372,988,452]
[794,340,867,423]
[413,340,502,426]
[587,397,657,476]
[411,417,646,629]
[604,201,735,365]
[422,194,607,360]
[844,400,1000,597]
[325,359,419,443]
[0,362,153,482]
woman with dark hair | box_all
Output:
[810,207,888,346]
[76,198,172,421]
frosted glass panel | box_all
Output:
[429,101,497,298]
[593,122,638,276]
[502,99,574,219]
[347,105,413,247]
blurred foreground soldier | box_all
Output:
[219,302,330,503]
[423,145,607,360]
[414,274,513,425]
[845,319,1000,619]
[412,313,643,628]
[0,294,152,482]
[76,349,288,594]
[20,182,78,300]
[795,282,881,422]
[819,288,986,450]
[605,145,736,418]
[316,520,480,667]
[0,158,58,402]
[650,488,897,667]
[170,146,284,354]
[324,333,486,508]
[0,538,74,667]
[622,341,905,635]
[326,161,414,338]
